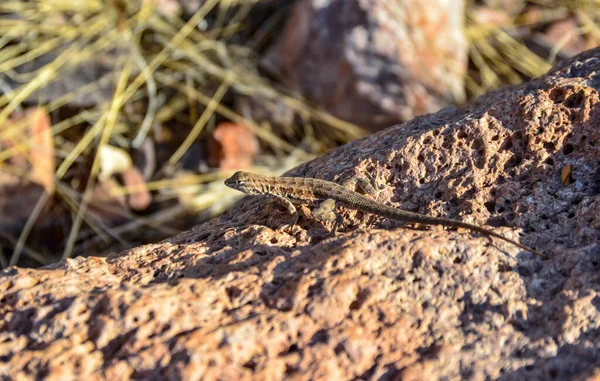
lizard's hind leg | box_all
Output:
[312,198,343,233]
[342,176,377,196]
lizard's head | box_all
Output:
[225,171,261,194]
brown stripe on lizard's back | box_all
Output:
[281,177,316,200]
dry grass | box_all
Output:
[0,0,598,267]
[465,0,600,97]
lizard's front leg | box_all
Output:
[267,194,299,227]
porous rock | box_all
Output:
[2,48,600,380]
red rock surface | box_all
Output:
[2,48,600,380]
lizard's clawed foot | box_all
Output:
[313,198,344,233]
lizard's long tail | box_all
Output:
[416,215,547,259]
[342,195,548,259]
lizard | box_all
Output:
[224,171,548,259]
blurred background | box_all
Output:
[0,0,598,268]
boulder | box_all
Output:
[2,48,600,380]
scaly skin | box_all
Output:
[225,171,547,259]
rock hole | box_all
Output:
[453,257,462,264]
[544,142,556,151]
[475,157,486,170]
[286,344,299,353]
[463,188,476,198]
[307,279,324,297]
[549,88,565,104]
[285,365,297,375]
[517,266,531,276]
[310,329,329,345]
[196,231,210,241]
[457,130,468,139]
[417,154,425,162]
[501,139,513,151]
[544,157,554,166]
[334,343,345,355]
[349,289,369,310]
[484,201,496,213]
[423,136,432,145]
[491,134,500,141]
[226,286,242,300]
[441,136,451,149]
[270,237,278,244]
[504,155,523,169]
[434,191,443,199]
[498,263,512,272]
[547,367,559,378]
[562,144,574,155]
[243,358,257,371]
[419,178,426,184]
[564,92,584,108]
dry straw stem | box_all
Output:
[465,5,552,97]
[62,63,132,259]
[8,0,591,264]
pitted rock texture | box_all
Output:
[2,49,600,380]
